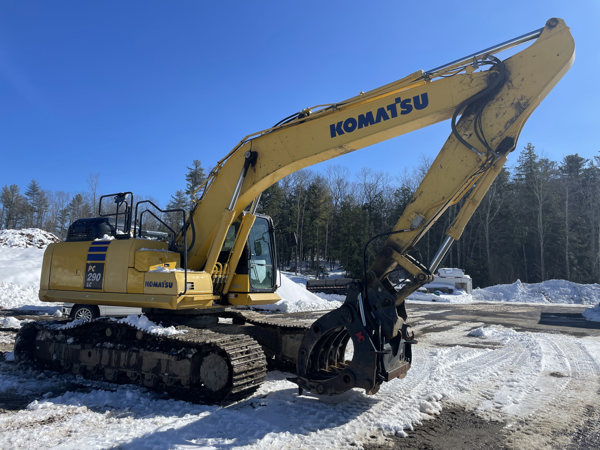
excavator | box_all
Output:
[15,18,574,403]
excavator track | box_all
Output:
[225,310,325,372]
[14,319,267,404]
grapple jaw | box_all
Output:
[292,281,412,396]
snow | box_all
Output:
[0,229,599,448]
[0,248,46,287]
[114,314,187,335]
[264,272,343,312]
[0,228,60,249]
[467,326,496,338]
[407,289,474,303]
[472,278,600,305]
[0,281,42,309]
[0,322,598,448]
[0,316,23,329]
[583,304,600,322]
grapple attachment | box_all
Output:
[293,281,413,396]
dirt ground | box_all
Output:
[364,406,507,449]
[362,400,600,449]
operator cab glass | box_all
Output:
[248,217,276,292]
[65,217,116,242]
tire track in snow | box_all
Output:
[413,323,600,448]
[505,334,600,448]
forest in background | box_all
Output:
[2,144,599,288]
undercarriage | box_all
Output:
[14,301,413,404]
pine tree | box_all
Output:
[560,154,584,279]
[25,180,49,229]
[165,190,189,232]
[185,160,206,205]
[303,176,332,275]
[64,194,93,227]
[1,184,26,229]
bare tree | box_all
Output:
[88,173,100,214]
[326,165,351,210]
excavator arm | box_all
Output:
[292,18,573,395]
[195,18,571,395]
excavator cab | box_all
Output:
[66,217,117,242]
[218,215,277,292]
[218,214,279,305]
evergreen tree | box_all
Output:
[514,144,549,281]
[25,180,49,228]
[560,154,583,279]
[64,193,93,225]
[185,160,206,205]
[303,176,332,275]
[259,182,293,267]
[1,184,26,229]
[334,199,368,278]
[589,155,600,280]
[165,190,189,232]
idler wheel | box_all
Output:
[200,352,231,393]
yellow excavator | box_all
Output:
[15,18,574,403]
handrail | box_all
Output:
[134,200,189,296]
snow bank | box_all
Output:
[0,316,23,329]
[263,272,343,312]
[0,282,46,310]
[472,279,600,305]
[583,304,600,322]
[407,290,473,303]
[0,230,59,312]
[0,248,46,287]
[0,228,60,249]
[0,229,54,288]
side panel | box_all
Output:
[48,241,89,290]
[227,274,281,305]
[41,238,218,310]
[227,291,281,306]
[39,243,55,292]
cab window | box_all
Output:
[248,217,275,291]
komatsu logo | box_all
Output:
[329,93,429,138]
[145,280,174,289]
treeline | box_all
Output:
[0,162,205,240]
[257,143,600,287]
[2,145,600,287]
[0,181,96,238]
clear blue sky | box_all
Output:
[1,0,598,207]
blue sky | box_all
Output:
[1,1,598,207]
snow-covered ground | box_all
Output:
[0,228,599,448]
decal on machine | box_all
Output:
[145,280,174,289]
[84,240,110,289]
[84,263,104,289]
[329,93,429,138]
